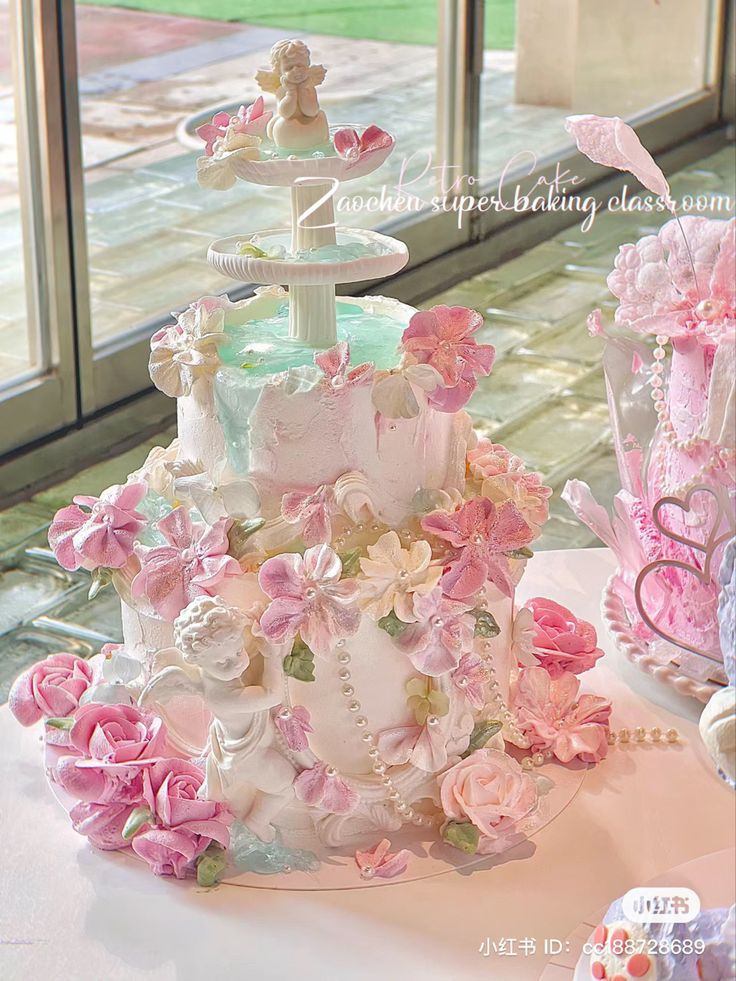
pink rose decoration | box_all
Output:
[314,340,373,390]
[258,545,360,658]
[9,652,94,726]
[467,439,523,480]
[438,748,538,854]
[132,828,210,879]
[395,588,475,676]
[53,755,144,805]
[401,305,495,412]
[281,484,336,546]
[450,653,490,710]
[355,838,411,880]
[48,482,147,572]
[422,497,533,599]
[293,763,359,814]
[132,507,241,621]
[510,666,612,764]
[274,705,313,752]
[527,597,604,677]
[69,702,166,767]
[70,800,138,851]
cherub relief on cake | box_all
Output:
[139,596,295,842]
[256,39,329,150]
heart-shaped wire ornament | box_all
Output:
[634,484,735,664]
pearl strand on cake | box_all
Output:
[332,639,440,829]
[607,725,679,745]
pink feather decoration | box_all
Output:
[565,115,674,210]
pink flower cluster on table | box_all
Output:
[400,305,496,412]
[422,496,533,599]
[526,597,604,678]
[9,652,95,726]
[354,838,411,880]
[438,749,538,855]
[258,545,360,658]
[49,483,147,572]
[132,507,241,622]
[510,667,612,764]
[196,96,271,156]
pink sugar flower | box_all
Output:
[401,305,495,408]
[131,507,241,622]
[510,666,612,764]
[467,439,524,480]
[232,96,271,137]
[70,800,138,851]
[274,704,313,752]
[422,497,533,599]
[281,484,337,546]
[376,721,447,772]
[69,702,166,767]
[334,124,392,161]
[52,755,145,806]
[258,545,360,658]
[196,110,231,156]
[140,758,231,846]
[314,340,373,390]
[395,588,475,676]
[354,838,411,880]
[48,482,147,572]
[9,652,94,726]
[527,597,604,678]
[293,763,359,814]
[450,653,490,710]
[132,828,210,878]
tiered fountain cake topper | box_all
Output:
[563,115,735,698]
[10,43,619,887]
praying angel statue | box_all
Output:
[256,38,329,149]
[139,595,295,842]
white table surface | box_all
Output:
[1,548,734,981]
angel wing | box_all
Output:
[255,68,281,94]
[139,665,208,757]
[308,64,327,88]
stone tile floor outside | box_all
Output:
[0,145,733,703]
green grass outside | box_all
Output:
[81,1,516,50]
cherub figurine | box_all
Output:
[256,39,329,150]
[139,595,295,842]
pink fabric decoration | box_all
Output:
[281,484,337,546]
[140,758,231,846]
[258,545,360,658]
[69,702,167,767]
[70,800,138,851]
[395,588,475,676]
[131,507,241,622]
[607,216,735,338]
[376,722,447,772]
[273,705,313,752]
[293,763,359,814]
[438,748,538,855]
[422,497,533,599]
[510,666,612,764]
[526,597,604,677]
[401,305,495,411]
[565,115,673,207]
[314,340,373,390]
[333,124,392,161]
[9,652,94,726]
[450,653,490,710]
[48,482,147,572]
[354,838,411,879]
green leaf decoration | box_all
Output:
[237,242,269,258]
[378,610,408,638]
[122,806,154,841]
[472,608,500,638]
[45,716,74,730]
[196,845,228,888]
[283,637,315,682]
[88,567,112,600]
[507,546,533,560]
[338,547,362,579]
[405,677,449,725]
[443,821,479,855]
[227,517,266,559]
[462,719,503,758]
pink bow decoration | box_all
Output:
[334,124,392,162]
[354,838,411,880]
